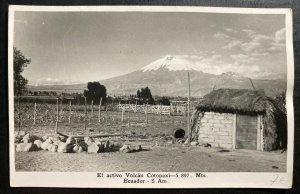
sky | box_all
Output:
[13,11,287,85]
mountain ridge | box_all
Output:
[27,55,287,97]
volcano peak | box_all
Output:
[141,55,202,72]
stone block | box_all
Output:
[226,123,234,128]
[217,131,229,136]
[201,122,213,127]
[213,123,225,128]
[215,115,225,119]
[201,118,208,123]
[222,127,233,132]
[222,119,233,124]
[218,135,232,140]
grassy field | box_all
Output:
[14,102,287,172]
[15,102,189,138]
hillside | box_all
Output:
[28,55,286,97]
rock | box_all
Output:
[53,140,60,146]
[190,141,199,146]
[41,142,51,150]
[57,142,67,153]
[57,142,73,153]
[66,136,76,145]
[87,142,99,153]
[45,138,53,144]
[15,130,26,138]
[84,137,94,144]
[42,135,49,141]
[16,143,26,152]
[48,144,58,152]
[184,138,190,145]
[73,144,83,153]
[33,140,43,148]
[120,145,131,153]
[22,134,35,143]
[94,138,101,145]
[77,140,88,151]
[53,135,62,143]
[132,145,142,152]
[21,143,33,152]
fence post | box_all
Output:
[146,103,148,124]
[121,107,124,122]
[98,97,102,123]
[171,103,175,125]
[84,97,87,131]
[160,103,162,123]
[33,102,37,125]
[91,100,94,114]
[60,99,63,116]
[127,110,130,128]
[55,98,59,134]
[68,100,71,124]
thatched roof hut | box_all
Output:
[191,89,287,151]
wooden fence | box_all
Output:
[117,103,191,115]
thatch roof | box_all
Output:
[196,89,270,114]
[192,89,287,151]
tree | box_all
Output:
[14,47,31,96]
[137,86,154,104]
[159,97,171,106]
[84,82,107,104]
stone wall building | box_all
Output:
[191,89,287,151]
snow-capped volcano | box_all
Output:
[29,55,287,97]
[141,55,202,72]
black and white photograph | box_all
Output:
[9,6,294,188]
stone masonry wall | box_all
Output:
[197,112,234,148]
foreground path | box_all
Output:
[15,145,286,172]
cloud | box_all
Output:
[219,28,286,56]
[242,29,256,38]
[194,55,261,78]
[241,34,274,52]
[222,40,242,49]
[174,53,282,79]
[231,54,249,61]
[213,32,230,40]
[225,28,235,33]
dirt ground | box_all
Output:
[14,110,287,172]
[15,143,286,172]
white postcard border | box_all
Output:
[8,5,294,188]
